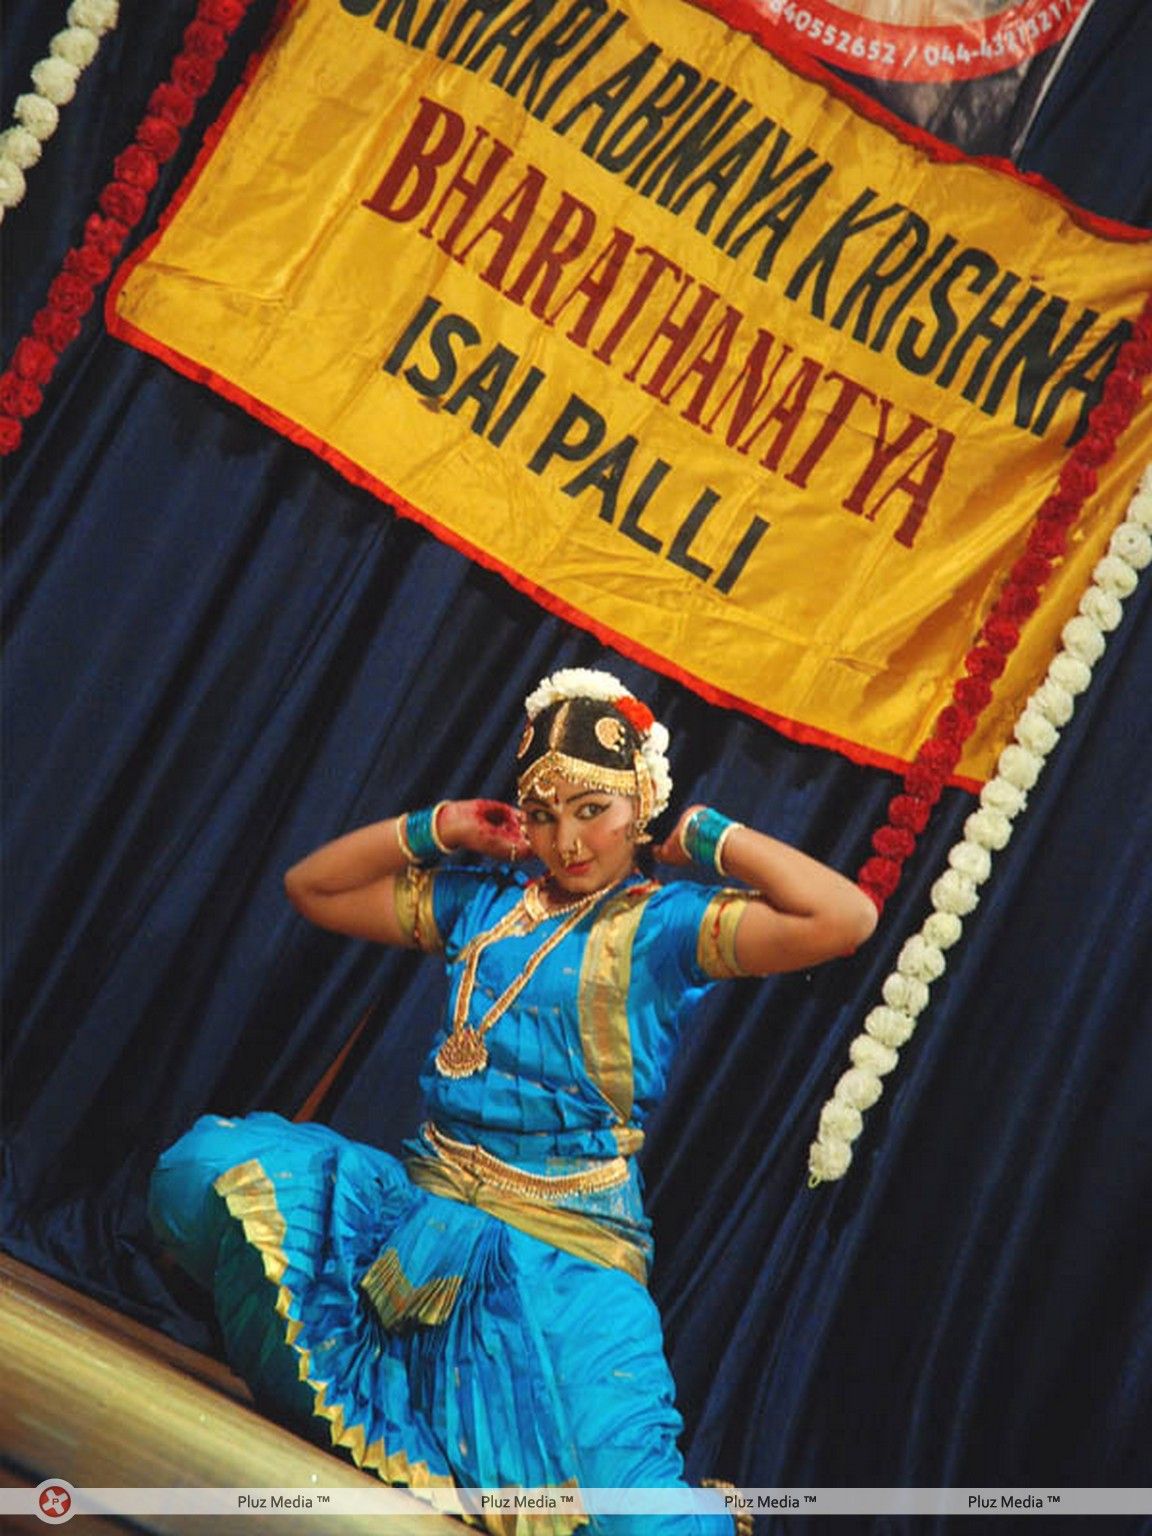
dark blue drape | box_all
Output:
[3,0,1150,1512]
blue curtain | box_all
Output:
[3,0,1150,1503]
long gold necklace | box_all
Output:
[434,879,617,1079]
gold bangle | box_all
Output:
[713,820,742,877]
[430,801,453,854]
[395,814,417,864]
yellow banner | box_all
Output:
[109,0,1151,782]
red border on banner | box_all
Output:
[715,0,1087,85]
[103,0,1151,812]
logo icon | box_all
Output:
[35,1480,76,1523]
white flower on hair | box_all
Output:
[850,1035,899,1076]
[922,911,963,950]
[1013,707,1060,759]
[1046,653,1092,696]
[964,807,1012,852]
[897,935,946,984]
[1030,677,1075,728]
[979,777,1027,819]
[523,666,673,816]
[882,973,929,1016]
[0,126,42,169]
[998,743,1044,791]
[30,56,79,104]
[1110,523,1152,569]
[1092,553,1139,600]
[52,25,100,67]
[835,1068,884,1111]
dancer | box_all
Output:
[150,667,876,1532]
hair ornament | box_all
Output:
[521,667,673,819]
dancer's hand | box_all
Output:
[437,799,531,862]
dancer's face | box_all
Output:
[521,778,638,896]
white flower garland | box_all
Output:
[0,1,119,223]
[523,667,673,816]
[809,461,1152,1183]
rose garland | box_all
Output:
[0,0,254,457]
[856,293,1152,914]
[0,1,121,224]
[810,457,1152,1183]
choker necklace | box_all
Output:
[434,879,622,1079]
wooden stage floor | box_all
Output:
[1,1252,465,1534]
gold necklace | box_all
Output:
[434,879,617,1079]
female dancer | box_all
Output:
[150,667,876,1531]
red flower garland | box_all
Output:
[616,695,656,733]
[0,1,254,457]
[857,292,1152,911]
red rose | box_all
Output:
[1031,523,1069,561]
[1092,400,1133,439]
[13,338,57,385]
[1010,552,1052,588]
[148,82,196,126]
[1058,458,1097,500]
[858,856,902,901]
[982,615,1021,655]
[964,645,1006,682]
[996,582,1040,623]
[114,145,160,191]
[872,825,916,860]
[615,696,655,733]
[919,737,962,774]
[33,306,82,349]
[172,53,216,96]
[1074,427,1115,467]
[183,19,229,58]
[1036,491,1080,527]
[935,706,977,745]
[0,416,24,455]
[65,244,113,283]
[83,213,130,258]
[0,372,43,418]
[888,794,933,833]
[46,273,96,316]
[136,113,183,162]
[903,763,945,803]
[954,676,993,714]
[200,0,247,32]
[99,179,148,224]
[1102,366,1142,411]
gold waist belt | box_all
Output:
[420,1121,629,1202]
[406,1122,647,1285]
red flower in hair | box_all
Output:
[1102,365,1143,410]
[0,416,24,454]
[33,307,82,350]
[1036,492,1079,527]
[148,82,196,127]
[0,373,43,418]
[615,696,654,734]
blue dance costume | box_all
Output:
[150,864,752,1533]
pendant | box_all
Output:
[435,1028,489,1078]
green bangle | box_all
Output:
[681,807,742,875]
[401,803,451,863]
